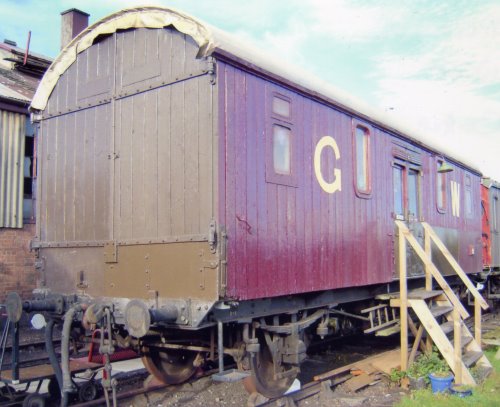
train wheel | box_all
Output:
[22,393,46,407]
[141,346,198,385]
[247,336,297,398]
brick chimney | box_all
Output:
[60,8,89,50]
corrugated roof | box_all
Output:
[0,82,31,103]
[31,6,480,173]
[0,43,51,104]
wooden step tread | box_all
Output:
[408,289,444,300]
[440,321,454,334]
[375,323,401,337]
[378,289,443,301]
[463,351,483,367]
[430,305,454,318]
[451,335,473,348]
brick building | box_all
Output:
[0,39,51,302]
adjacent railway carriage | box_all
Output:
[481,179,500,301]
[8,6,487,399]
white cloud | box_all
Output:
[371,3,500,178]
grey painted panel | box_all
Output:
[113,76,214,240]
[40,26,215,245]
[115,28,205,98]
[45,34,114,117]
[40,105,111,243]
[157,85,172,236]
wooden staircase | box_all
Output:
[392,220,492,385]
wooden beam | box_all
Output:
[408,317,427,354]
[422,222,488,310]
[409,325,424,365]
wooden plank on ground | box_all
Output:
[369,350,403,375]
[344,373,379,392]
[313,349,401,381]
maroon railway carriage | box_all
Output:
[7,6,483,399]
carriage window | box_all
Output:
[465,174,473,218]
[273,96,291,118]
[393,165,404,219]
[266,94,296,187]
[354,124,371,196]
[273,125,291,175]
[436,161,447,213]
[408,169,419,218]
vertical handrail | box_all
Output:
[424,228,433,353]
[453,308,462,385]
[475,298,482,346]
[399,227,408,371]
[424,229,432,291]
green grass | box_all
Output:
[395,348,500,407]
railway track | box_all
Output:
[1,310,498,406]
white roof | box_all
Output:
[0,82,31,103]
[31,6,479,172]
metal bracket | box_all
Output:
[103,241,117,263]
[208,219,217,253]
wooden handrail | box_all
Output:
[395,221,469,319]
[421,222,489,310]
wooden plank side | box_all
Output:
[244,73,259,296]
[93,104,110,241]
[131,93,146,238]
[53,117,65,241]
[233,70,248,295]
[184,75,201,234]
[170,81,186,236]
[143,90,159,238]
[157,85,172,237]
[198,76,214,228]
[73,109,86,241]
[82,108,96,240]
[62,112,75,241]
[115,97,134,239]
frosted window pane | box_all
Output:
[355,127,368,191]
[393,166,404,216]
[408,169,419,217]
[273,97,290,117]
[273,125,290,175]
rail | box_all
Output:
[421,221,489,345]
[395,220,488,372]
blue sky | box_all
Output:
[1,0,499,179]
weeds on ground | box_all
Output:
[395,348,500,407]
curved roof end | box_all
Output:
[30,6,214,111]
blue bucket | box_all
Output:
[429,373,454,393]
